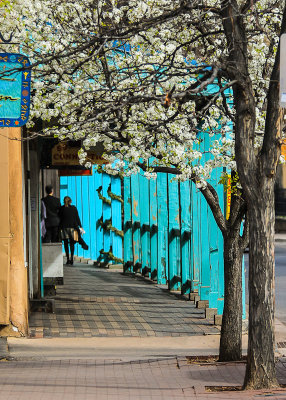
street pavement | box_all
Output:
[270,241,286,325]
[245,235,286,324]
[3,241,286,399]
[245,234,286,348]
[0,356,286,399]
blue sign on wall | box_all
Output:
[0,53,31,127]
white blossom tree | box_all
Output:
[1,0,285,389]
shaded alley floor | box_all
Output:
[29,262,219,338]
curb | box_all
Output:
[0,337,9,360]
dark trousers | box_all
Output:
[44,226,59,243]
[63,239,75,260]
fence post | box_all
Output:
[180,181,192,295]
[81,175,91,259]
[102,174,111,264]
[139,173,150,276]
[157,173,168,284]
[111,176,123,264]
[206,168,219,310]
[131,173,142,273]
[94,172,103,262]
[149,177,158,281]
[89,167,97,262]
[191,182,201,293]
[168,175,181,290]
[124,176,133,272]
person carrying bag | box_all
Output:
[59,196,89,265]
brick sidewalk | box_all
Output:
[29,264,219,338]
[0,357,286,399]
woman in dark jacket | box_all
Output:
[59,196,83,265]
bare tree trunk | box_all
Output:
[219,233,244,361]
[244,178,278,389]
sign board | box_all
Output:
[226,175,231,220]
[58,169,92,177]
[0,53,31,127]
[52,143,107,166]
[281,139,286,158]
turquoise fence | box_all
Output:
[59,146,245,318]
[123,129,227,315]
[124,172,225,314]
[60,168,123,264]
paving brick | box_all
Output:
[1,358,286,399]
[29,263,220,339]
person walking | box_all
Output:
[42,185,61,243]
[59,196,88,265]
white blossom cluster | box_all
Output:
[0,0,283,187]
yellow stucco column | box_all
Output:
[0,127,10,326]
[9,127,28,335]
[0,127,28,336]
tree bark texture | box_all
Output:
[219,189,247,361]
[219,233,244,361]
[244,178,278,389]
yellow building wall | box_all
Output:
[0,127,28,336]
[0,129,10,325]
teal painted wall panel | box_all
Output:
[139,173,150,275]
[111,176,123,263]
[157,173,168,284]
[60,176,68,200]
[69,176,80,256]
[123,176,133,272]
[200,133,211,300]
[131,173,142,272]
[180,181,192,294]
[59,176,68,256]
[149,177,158,281]
[81,176,91,256]
[76,177,84,258]
[102,173,111,262]
[208,169,219,309]
[198,194,211,300]
[89,171,97,261]
[94,172,104,262]
[191,182,201,292]
[168,176,181,290]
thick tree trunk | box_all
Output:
[219,233,244,361]
[244,180,278,389]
